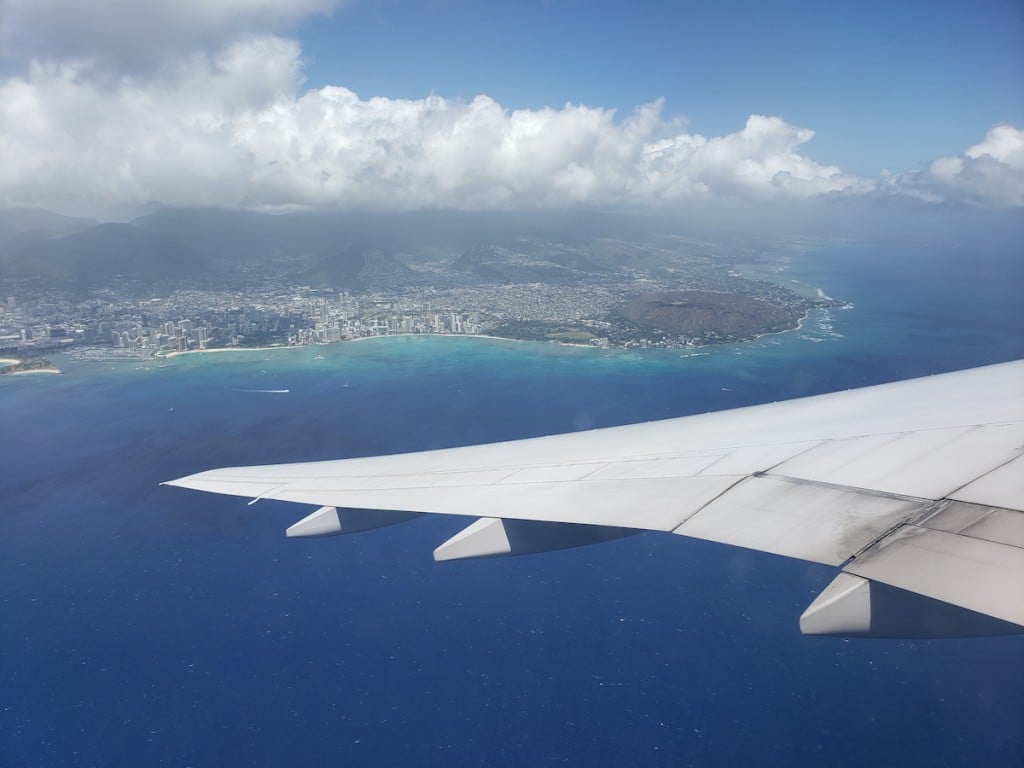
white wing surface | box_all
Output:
[164,360,1024,638]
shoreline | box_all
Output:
[350,332,595,348]
[751,307,812,342]
[0,308,826,381]
[66,309,825,369]
[157,333,595,359]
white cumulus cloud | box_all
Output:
[0,37,874,215]
[886,124,1024,208]
[640,115,870,200]
[1,2,1019,216]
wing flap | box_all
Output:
[845,524,1024,627]
[800,571,1024,637]
[673,476,930,565]
[920,500,1024,548]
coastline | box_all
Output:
[349,332,595,348]
[751,307,811,342]
[57,310,822,371]
[157,333,596,359]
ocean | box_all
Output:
[2,244,1022,767]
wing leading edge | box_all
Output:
[164,360,1024,639]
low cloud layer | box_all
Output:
[1,5,1021,217]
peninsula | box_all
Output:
[0,357,61,375]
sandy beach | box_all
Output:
[348,332,598,349]
[159,345,292,358]
[7,367,62,375]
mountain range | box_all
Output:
[0,207,741,295]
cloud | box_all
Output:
[0,2,1018,216]
[640,115,871,201]
[885,124,1024,208]
[0,37,876,215]
[0,37,307,213]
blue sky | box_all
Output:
[0,0,1021,216]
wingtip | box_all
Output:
[160,473,204,490]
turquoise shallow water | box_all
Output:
[1,244,1022,767]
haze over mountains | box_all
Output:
[0,207,732,294]
[2,204,1021,299]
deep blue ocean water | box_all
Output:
[2,245,1022,767]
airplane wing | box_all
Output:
[164,359,1024,639]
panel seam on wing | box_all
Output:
[843,499,947,564]
[669,475,752,529]
[942,448,1024,500]
[760,473,933,503]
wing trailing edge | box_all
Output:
[800,572,1023,638]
